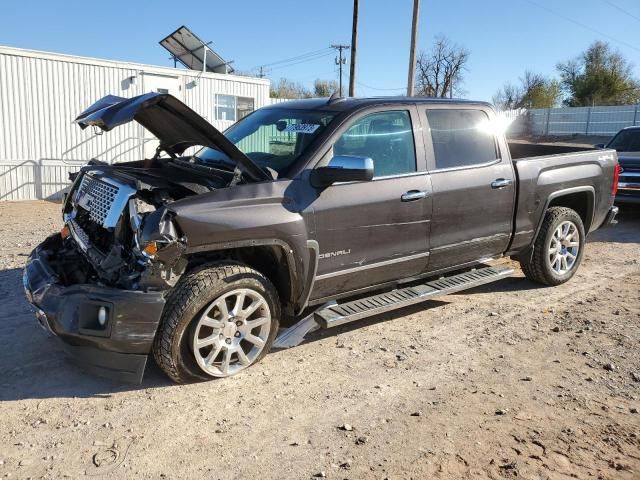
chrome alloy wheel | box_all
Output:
[192,288,271,377]
[548,220,580,275]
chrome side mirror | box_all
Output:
[311,155,374,187]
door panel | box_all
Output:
[310,174,431,299]
[422,107,516,271]
[307,106,431,301]
[427,163,515,270]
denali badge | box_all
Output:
[319,249,351,259]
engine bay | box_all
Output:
[59,157,236,291]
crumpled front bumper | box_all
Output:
[23,234,166,383]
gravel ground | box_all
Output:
[0,200,639,480]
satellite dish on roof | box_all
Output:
[160,25,234,74]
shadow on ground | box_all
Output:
[0,267,172,402]
[2,206,636,401]
[589,205,640,244]
[0,264,453,401]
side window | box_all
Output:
[334,110,416,177]
[426,109,498,169]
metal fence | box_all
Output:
[504,105,640,137]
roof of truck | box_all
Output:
[265,96,494,112]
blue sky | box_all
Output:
[1,0,639,102]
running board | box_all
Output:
[315,266,513,328]
[273,266,513,348]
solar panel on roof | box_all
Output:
[159,25,234,74]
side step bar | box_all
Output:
[273,266,513,348]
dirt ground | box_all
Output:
[0,201,638,480]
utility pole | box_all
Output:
[348,0,359,97]
[407,0,420,96]
[332,44,350,97]
[257,66,266,78]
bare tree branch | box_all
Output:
[415,36,470,98]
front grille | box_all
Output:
[73,209,115,255]
[78,175,119,226]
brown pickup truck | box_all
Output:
[23,93,619,383]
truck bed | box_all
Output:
[507,146,618,255]
[508,141,593,160]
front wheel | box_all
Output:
[153,263,280,383]
[519,207,585,286]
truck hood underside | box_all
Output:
[75,92,270,182]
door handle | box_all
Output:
[401,190,428,202]
[491,178,513,189]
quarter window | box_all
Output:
[426,109,498,169]
[334,110,416,177]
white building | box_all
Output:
[0,45,272,201]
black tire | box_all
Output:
[153,262,280,383]
[519,207,586,286]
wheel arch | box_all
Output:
[184,239,317,316]
[535,187,595,243]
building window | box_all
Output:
[237,97,255,120]
[215,94,236,121]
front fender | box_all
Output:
[168,180,315,312]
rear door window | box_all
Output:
[334,110,416,177]
[426,109,498,169]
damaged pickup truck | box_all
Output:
[24,92,620,383]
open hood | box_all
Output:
[75,92,270,182]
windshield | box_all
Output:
[194,108,336,176]
[607,129,640,152]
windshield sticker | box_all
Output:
[282,123,320,134]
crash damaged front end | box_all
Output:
[23,168,190,383]
[64,168,187,290]
[23,91,271,383]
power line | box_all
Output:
[296,68,340,83]
[356,80,406,92]
[602,0,640,23]
[266,51,334,72]
[252,47,332,70]
[523,0,640,53]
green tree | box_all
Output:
[270,78,311,99]
[313,79,339,97]
[557,41,640,106]
[493,71,561,110]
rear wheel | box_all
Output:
[519,207,585,286]
[153,263,280,383]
